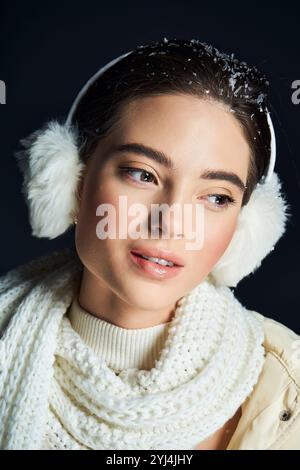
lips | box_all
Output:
[130,246,185,267]
[129,250,184,281]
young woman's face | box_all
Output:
[75,94,250,311]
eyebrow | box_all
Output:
[112,142,247,193]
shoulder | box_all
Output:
[230,309,300,449]
[250,310,300,387]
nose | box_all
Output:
[148,204,185,239]
[148,189,193,240]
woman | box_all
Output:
[0,37,299,450]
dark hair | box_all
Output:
[72,37,272,206]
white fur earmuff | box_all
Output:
[210,171,290,287]
[13,47,291,287]
[15,121,86,240]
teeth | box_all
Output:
[141,254,175,267]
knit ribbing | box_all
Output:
[67,296,170,371]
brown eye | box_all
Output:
[199,194,237,210]
[119,167,158,185]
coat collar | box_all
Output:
[227,311,300,450]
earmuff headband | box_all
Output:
[65,49,276,184]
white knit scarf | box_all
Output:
[0,246,266,450]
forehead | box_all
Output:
[103,94,250,179]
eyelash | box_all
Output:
[118,167,237,209]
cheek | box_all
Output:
[192,211,240,274]
[75,175,147,266]
[211,213,238,248]
[75,173,117,271]
[78,173,122,233]
[81,172,149,223]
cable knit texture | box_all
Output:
[67,296,171,371]
[0,246,266,450]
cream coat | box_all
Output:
[227,311,300,450]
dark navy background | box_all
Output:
[1,1,299,332]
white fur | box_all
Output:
[16,121,86,239]
[210,172,291,287]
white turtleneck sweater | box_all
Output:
[66,296,171,372]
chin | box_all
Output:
[121,281,179,312]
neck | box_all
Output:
[78,267,178,329]
[67,295,171,371]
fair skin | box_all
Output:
[74,93,250,449]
